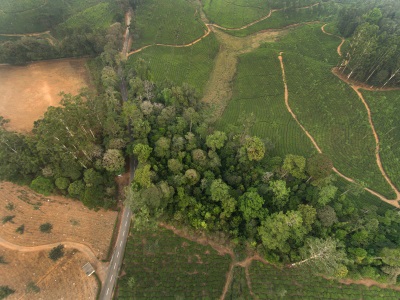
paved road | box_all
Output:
[99,8,134,299]
[99,207,132,299]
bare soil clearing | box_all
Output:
[0,245,98,299]
[0,58,91,133]
[0,181,118,259]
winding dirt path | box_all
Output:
[127,25,212,57]
[320,24,344,56]
[320,25,400,205]
[278,51,399,208]
[209,2,320,31]
[0,236,108,282]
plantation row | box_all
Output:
[131,0,206,49]
[117,228,230,299]
[363,90,400,192]
[249,261,400,299]
[217,47,315,157]
[127,33,219,94]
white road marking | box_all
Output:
[114,263,117,269]
[123,230,126,235]
[120,241,123,246]
[106,288,109,295]
[111,275,114,281]
[117,251,120,258]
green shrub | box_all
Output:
[16,224,25,234]
[5,202,14,211]
[39,222,53,233]
[25,282,40,293]
[0,286,15,299]
[2,215,15,224]
[49,244,64,261]
[30,176,54,196]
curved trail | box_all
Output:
[210,2,320,31]
[127,2,320,57]
[0,236,107,282]
[278,52,399,208]
[0,30,50,37]
[321,24,344,56]
[127,25,212,57]
[321,25,400,204]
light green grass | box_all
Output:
[117,227,231,299]
[226,4,327,37]
[203,0,270,29]
[127,33,219,95]
[250,261,400,299]
[132,0,206,49]
[363,90,400,191]
[0,0,108,34]
[217,47,315,157]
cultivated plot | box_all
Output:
[117,227,231,299]
[131,0,206,49]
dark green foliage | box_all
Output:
[0,286,15,299]
[16,224,25,234]
[30,176,54,196]
[55,177,70,190]
[2,215,15,224]
[39,223,53,233]
[48,244,64,261]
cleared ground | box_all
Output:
[0,181,117,260]
[0,246,98,299]
[0,58,91,133]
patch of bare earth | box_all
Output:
[0,181,118,260]
[0,246,98,299]
[0,58,91,133]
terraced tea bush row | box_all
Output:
[127,33,219,95]
[131,0,206,49]
[249,261,400,299]
[218,47,315,158]
[363,90,400,191]
[117,227,230,299]
[203,0,270,29]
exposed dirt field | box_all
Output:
[0,58,91,133]
[0,181,118,260]
[0,246,98,299]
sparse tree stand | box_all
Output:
[49,244,64,261]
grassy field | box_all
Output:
[0,0,108,34]
[217,46,315,157]
[131,0,206,49]
[127,33,219,94]
[203,0,270,29]
[249,261,400,299]
[117,227,231,299]
[363,90,400,191]
[225,4,327,37]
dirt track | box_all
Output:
[279,49,399,208]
